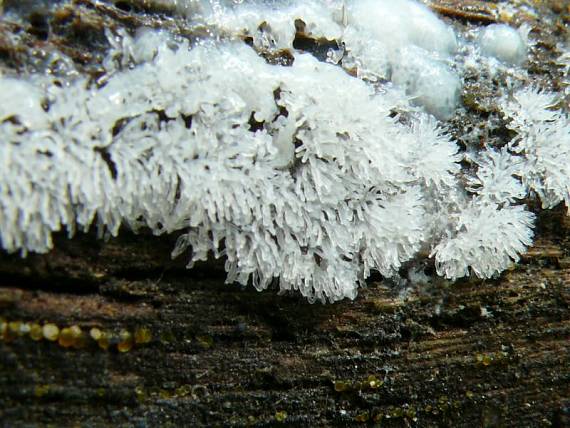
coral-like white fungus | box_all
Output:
[0,0,567,302]
[500,88,570,209]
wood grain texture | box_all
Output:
[1,211,569,427]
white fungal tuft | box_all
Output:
[0,0,565,302]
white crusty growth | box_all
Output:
[0,0,566,302]
[500,88,570,210]
[0,35,462,302]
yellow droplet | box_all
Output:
[97,331,111,350]
[159,389,171,399]
[135,386,146,401]
[466,390,474,399]
[134,327,152,344]
[34,384,49,398]
[392,407,404,418]
[117,330,133,353]
[29,323,43,341]
[58,327,74,347]
[90,327,103,341]
[0,318,6,338]
[482,354,493,366]
[8,321,22,335]
[405,408,417,419]
[69,325,82,338]
[334,380,349,392]
[19,322,31,335]
[275,411,287,422]
[66,325,87,348]
[117,340,133,353]
[176,384,191,397]
[42,323,59,341]
[196,334,213,349]
[96,388,106,398]
[367,375,382,389]
[119,329,131,341]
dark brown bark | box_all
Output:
[1,209,569,427]
[0,1,569,427]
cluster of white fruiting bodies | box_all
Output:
[0,0,568,302]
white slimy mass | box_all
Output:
[478,24,527,65]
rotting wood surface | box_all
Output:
[0,1,569,426]
[1,210,569,427]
